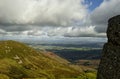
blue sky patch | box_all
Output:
[84,0,104,11]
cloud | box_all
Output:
[63,26,106,37]
[2,26,105,37]
[0,0,119,38]
[0,29,6,35]
[47,26,97,37]
[91,0,120,33]
[0,0,87,26]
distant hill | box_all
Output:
[47,49,102,62]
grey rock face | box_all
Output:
[107,15,120,45]
[97,15,120,79]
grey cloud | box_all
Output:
[0,26,106,37]
[28,26,106,37]
[91,0,120,33]
[0,25,32,32]
[94,24,107,33]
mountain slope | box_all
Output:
[0,40,80,79]
[42,51,70,64]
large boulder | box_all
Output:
[97,15,120,79]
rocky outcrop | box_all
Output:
[97,15,120,79]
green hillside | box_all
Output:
[0,40,96,79]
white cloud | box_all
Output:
[0,0,87,26]
[91,0,120,33]
[0,0,119,37]
[46,26,97,37]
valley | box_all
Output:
[29,43,103,70]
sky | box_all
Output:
[84,0,103,11]
[0,0,120,38]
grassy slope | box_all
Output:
[0,40,97,79]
